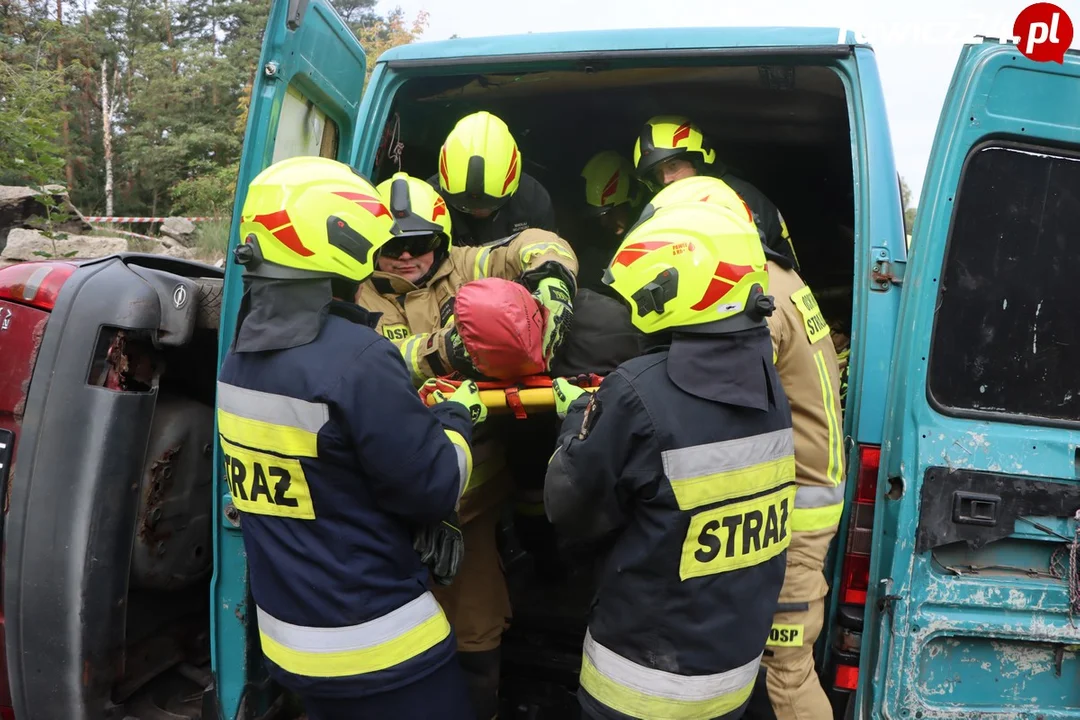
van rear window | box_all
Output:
[928,141,1080,425]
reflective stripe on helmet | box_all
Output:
[239,156,397,282]
[439,111,521,203]
[605,202,768,334]
[580,629,760,720]
[633,115,717,180]
[661,428,796,511]
[582,151,638,209]
[256,592,451,678]
[375,172,453,249]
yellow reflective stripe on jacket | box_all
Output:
[519,241,575,266]
[662,429,796,511]
[216,381,328,458]
[473,247,494,279]
[400,333,430,385]
[679,484,795,580]
[792,483,845,532]
[443,429,473,497]
[579,629,760,720]
[220,436,317,520]
[256,592,451,678]
[813,349,844,487]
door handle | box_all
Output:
[952,491,1000,527]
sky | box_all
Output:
[376,0,1080,206]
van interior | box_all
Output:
[372,61,855,331]
[366,59,858,716]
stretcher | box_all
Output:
[423,374,603,418]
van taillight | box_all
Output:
[0,261,76,312]
[839,445,880,605]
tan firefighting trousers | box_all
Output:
[761,531,834,720]
[431,434,513,652]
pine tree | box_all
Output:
[1,0,432,217]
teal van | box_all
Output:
[4,0,1080,718]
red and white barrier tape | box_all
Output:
[84,216,224,223]
[111,229,158,241]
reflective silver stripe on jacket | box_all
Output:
[584,629,761,701]
[217,381,329,432]
[451,443,469,496]
[795,482,846,509]
[256,591,443,653]
[661,428,794,482]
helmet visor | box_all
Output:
[587,203,633,237]
[379,232,442,259]
[444,191,509,216]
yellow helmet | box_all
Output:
[375,171,453,258]
[235,156,396,282]
[603,201,773,334]
[581,151,643,213]
[633,115,716,187]
[628,175,756,235]
[438,111,521,214]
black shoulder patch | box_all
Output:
[578,393,601,440]
[481,232,521,248]
[439,296,456,327]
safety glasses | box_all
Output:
[379,233,442,259]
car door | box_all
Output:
[212,1,369,716]
[860,39,1080,719]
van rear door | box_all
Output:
[212,1,369,716]
[861,40,1080,718]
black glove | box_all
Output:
[413,512,465,585]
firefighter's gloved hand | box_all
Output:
[533,278,574,369]
[553,377,587,419]
[443,317,485,379]
[413,513,465,586]
[419,377,459,407]
[431,379,487,426]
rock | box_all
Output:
[0,186,93,250]
[114,231,198,260]
[147,237,197,260]
[0,228,127,263]
[161,217,197,246]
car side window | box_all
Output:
[271,84,340,163]
[927,141,1080,425]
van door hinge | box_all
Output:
[871,246,905,292]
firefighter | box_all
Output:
[218,156,490,719]
[639,175,845,720]
[545,199,796,720]
[428,111,567,589]
[356,171,579,720]
[429,110,558,246]
[633,114,800,269]
[576,150,647,294]
[545,150,650,379]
